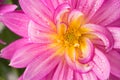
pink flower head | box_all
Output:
[1,0,120,80]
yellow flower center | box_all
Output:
[49,10,94,62]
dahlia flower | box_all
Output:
[1,0,120,80]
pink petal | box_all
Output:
[68,10,84,28]
[106,50,120,78]
[18,75,23,80]
[53,61,73,80]
[68,0,78,8]
[19,0,53,25]
[56,62,68,80]
[90,0,120,26]
[54,3,70,23]
[0,4,17,15]
[81,72,98,80]
[39,0,69,12]
[109,74,120,80]
[23,55,60,80]
[74,72,83,80]
[107,27,120,49]
[28,20,55,43]
[66,67,74,80]
[52,61,63,80]
[107,18,120,27]
[50,0,59,8]
[0,38,29,60]
[37,0,54,13]
[1,11,30,37]
[44,69,56,80]
[65,52,92,73]
[40,0,69,12]
[79,38,94,63]
[84,24,114,51]
[92,48,110,80]
[76,0,104,21]
[9,43,52,68]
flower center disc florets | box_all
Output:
[56,10,89,49]
[62,26,81,47]
[51,10,94,66]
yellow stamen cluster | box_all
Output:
[50,11,92,61]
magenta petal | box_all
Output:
[66,67,73,80]
[84,24,114,50]
[23,55,60,80]
[65,53,92,73]
[91,0,120,26]
[28,21,54,43]
[68,0,77,8]
[1,11,30,37]
[107,18,120,27]
[79,38,94,63]
[74,73,82,80]
[19,0,53,25]
[0,38,29,60]
[106,50,120,78]
[50,0,69,9]
[0,4,17,15]
[56,62,68,80]
[53,61,73,80]
[39,0,68,13]
[41,0,54,12]
[50,0,59,8]
[10,44,51,68]
[107,27,120,49]
[109,74,120,80]
[92,48,110,80]
[18,75,23,80]
[54,3,70,23]
[52,61,63,80]
[77,0,104,21]
[44,69,56,80]
[82,72,98,80]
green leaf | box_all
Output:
[4,0,13,3]
[0,27,20,49]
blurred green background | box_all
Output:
[0,0,24,80]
